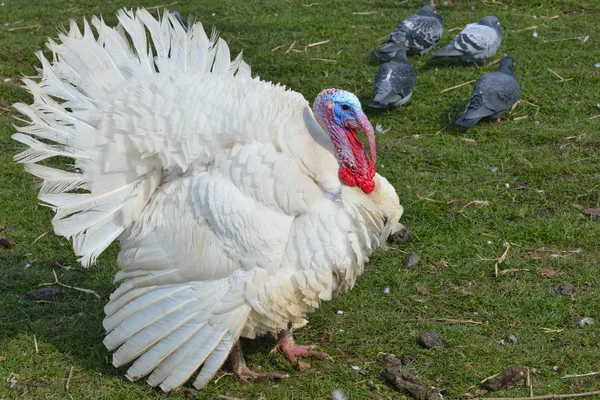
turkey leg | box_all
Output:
[230,341,289,383]
[270,329,333,364]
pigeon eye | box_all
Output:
[341,104,350,111]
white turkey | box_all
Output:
[12,8,404,392]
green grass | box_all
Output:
[1,0,600,399]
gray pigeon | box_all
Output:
[455,56,519,128]
[430,16,503,63]
[369,48,417,110]
[375,1,444,59]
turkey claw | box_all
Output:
[271,330,333,364]
[234,365,289,384]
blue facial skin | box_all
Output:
[326,91,362,126]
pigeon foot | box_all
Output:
[230,341,289,383]
[270,329,333,364]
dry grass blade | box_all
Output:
[65,366,74,390]
[510,99,540,117]
[285,41,296,53]
[308,58,336,63]
[474,390,600,399]
[352,11,381,15]
[499,268,529,275]
[513,25,537,33]
[543,36,586,43]
[218,395,245,400]
[305,40,329,48]
[562,372,599,379]
[6,24,41,31]
[436,318,484,325]
[33,335,38,353]
[482,58,501,68]
[416,194,466,205]
[547,68,571,82]
[447,27,463,33]
[147,1,178,10]
[540,15,560,19]
[540,327,564,333]
[303,2,320,6]
[272,43,291,52]
[31,231,48,246]
[440,80,476,94]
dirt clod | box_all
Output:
[0,237,16,249]
[404,252,420,267]
[26,285,62,301]
[380,353,440,400]
[550,282,573,296]
[389,226,411,245]
[484,365,528,391]
[419,330,444,348]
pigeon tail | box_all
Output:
[455,115,481,129]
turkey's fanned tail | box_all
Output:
[13,8,251,267]
[103,279,251,391]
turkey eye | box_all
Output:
[341,104,350,111]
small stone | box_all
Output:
[389,226,411,245]
[550,282,573,296]
[595,63,600,68]
[416,286,428,295]
[504,183,510,189]
[532,31,539,38]
[403,252,420,267]
[26,285,62,301]
[419,330,444,348]
[383,287,390,294]
[577,317,594,328]
[507,334,518,343]
[337,310,344,315]
[351,365,361,371]
[490,166,498,173]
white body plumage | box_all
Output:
[13,9,403,392]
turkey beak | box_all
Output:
[355,110,376,165]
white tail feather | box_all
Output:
[14,8,251,268]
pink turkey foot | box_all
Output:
[270,330,333,364]
[495,119,506,124]
[230,341,289,383]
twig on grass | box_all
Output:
[39,269,101,299]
